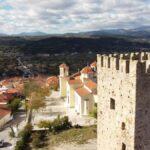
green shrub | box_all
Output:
[15,123,33,150]
[19,123,32,142]
[38,116,72,133]
[15,139,26,150]
[7,98,22,115]
[50,116,72,133]
[38,120,52,129]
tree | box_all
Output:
[23,79,49,123]
[7,98,22,115]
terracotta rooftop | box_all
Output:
[81,66,94,74]
[46,76,58,85]
[90,61,97,67]
[69,79,82,85]
[6,89,18,94]
[76,87,91,97]
[0,94,13,103]
[84,80,97,91]
[59,63,69,69]
[0,107,11,119]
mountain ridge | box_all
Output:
[0,26,150,38]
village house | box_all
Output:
[0,105,11,129]
[59,62,97,116]
[0,77,23,129]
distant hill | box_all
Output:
[0,33,8,37]
[65,26,150,39]
[0,26,150,55]
[1,26,150,39]
[13,31,48,37]
[0,36,149,55]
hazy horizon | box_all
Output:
[0,0,150,34]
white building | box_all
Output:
[59,62,97,116]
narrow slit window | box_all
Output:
[116,59,119,70]
[101,56,103,67]
[108,57,110,68]
[122,143,126,150]
[121,122,126,130]
[126,61,130,73]
[110,98,115,109]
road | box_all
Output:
[0,111,26,150]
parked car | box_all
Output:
[0,140,4,147]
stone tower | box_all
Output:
[59,63,69,97]
[97,52,150,150]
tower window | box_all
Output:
[108,57,110,68]
[122,143,126,150]
[116,58,119,70]
[126,61,130,73]
[121,122,126,130]
[110,98,115,109]
[101,56,103,67]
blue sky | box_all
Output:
[0,0,150,34]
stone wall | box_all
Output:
[97,52,150,150]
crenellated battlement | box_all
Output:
[97,51,150,150]
[97,52,150,74]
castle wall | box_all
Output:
[97,54,138,150]
[134,61,150,150]
[97,52,150,150]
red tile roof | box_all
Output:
[81,66,94,74]
[76,87,91,97]
[46,76,58,86]
[0,94,13,103]
[6,89,18,94]
[90,61,97,67]
[0,107,11,119]
[69,79,82,85]
[85,80,97,91]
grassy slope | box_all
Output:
[48,125,97,146]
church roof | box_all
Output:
[90,61,97,67]
[84,80,97,91]
[46,76,58,86]
[69,79,82,85]
[76,87,91,97]
[0,107,11,119]
[81,66,94,74]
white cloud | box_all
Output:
[0,0,149,34]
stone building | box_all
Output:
[59,63,69,97]
[97,52,150,150]
[59,62,97,116]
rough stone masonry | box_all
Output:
[97,52,150,150]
